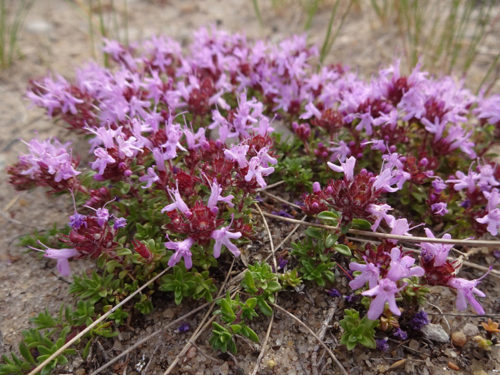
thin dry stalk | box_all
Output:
[28,266,172,375]
[90,302,211,375]
[251,203,277,375]
[271,303,348,375]
[311,302,337,375]
[162,261,236,375]
[257,210,500,247]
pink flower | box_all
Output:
[362,278,405,320]
[447,275,487,314]
[327,156,356,181]
[162,182,192,216]
[139,167,159,189]
[349,261,380,290]
[29,242,79,277]
[224,144,249,168]
[367,203,395,231]
[211,224,242,258]
[386,247,424,281]
[245,157,274,188]
[207,179,234,214]
[165,237,194,269]
[419,228,453,266]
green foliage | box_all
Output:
[340,309,378,350]
[210,294,260,354]
[0,302,108,375]
[0,0,33,69]
[70,271,123,305]
[291,227,340,287]
[159,266,217,305]
[280,269,302,289]
[275,155,314,191]
[241,262,281,316]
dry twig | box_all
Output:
[271,303,348,375]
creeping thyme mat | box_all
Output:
[1,28,500,374]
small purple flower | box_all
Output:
[386,247,424,281]
[362,278,405,320]
[376,338,389,352]
[69,212,87,230]
[162,182,192,216]
[29,241,79,277]
[409,310,429,331]
[447,273,489,315]
[165,237,194,269]
[431,202,448,216]
[349,261,380,290]
[95,207,110,227]
[392,328,408,340]
[367,203,395,231]
[178,322,190,333]
[139,167,159,189]
[211,223,242,258]
[277,257,288,270]
[207,178,234,214]
[327,156,356,181]
[113,217,127,229]
[327,288,341,298]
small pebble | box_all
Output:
[463,323,479,337]
[422,323,450,343]
[472,370,488,375]
[451,331,467,347]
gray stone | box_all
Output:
[422,323,450,343]
[463,323,479,337]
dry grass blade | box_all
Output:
[258,210,500,247]
[251,203,277,375]
[28,267,172,375]
[271,303,348,375]
[162,260,235,375]
[90,302,211,375]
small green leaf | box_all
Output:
[305,227,323,239]
[317,210,340,223]
[351,218,372,230]
[334,244,352,256]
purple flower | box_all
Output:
[244,156,275,188]
[312,181,321,193]
[69,212,87,230]
[447,273,488,315]
[207,178,234,214]
[419,228,453,267]
[327,288,341,298]
[224,144,249,168]
[19,138,80,182]
[165,237,194,269]
[409,310,429,330]
[178,322,190,333]
[29,241,79,277]
[95,207,110,227]
[431,202,448,216]
[446,169,479,194]
[211,224,242,258]
[349,261,380,290]
[362,278,404,320]
[376,338,389,352]
[113,217,127,229]
[277,257,288,270]
[367,203,395,231]
[91,148,116,176]
[327,156,356,181]
[432,177,447,193]
[139,167,159,189]
[392,328,408,340]
[162,182,192,216]
[386,247,424,281]
[476,189,500,235]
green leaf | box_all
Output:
[317,210,340,224]
[305,227,323,239]
[257,299,273,316]
[325,233,337,248]
[241,326,260,343]
[334,244,352,256]
[351,218,372,230]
